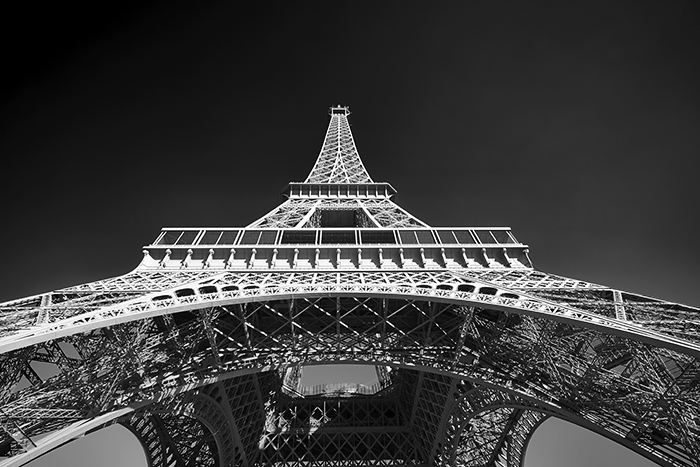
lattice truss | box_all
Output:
[248,198,427,229]
[1,267,700,466]
[247,107,426,229]
[304,109,373,184]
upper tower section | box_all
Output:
[284,106,397,200]
[142,106,531,270]
[305,106,373,183]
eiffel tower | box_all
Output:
[1,106,699,467]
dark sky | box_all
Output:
[3,3,696,466]
[1,0,698,310]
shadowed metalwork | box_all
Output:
[1,106,699,467]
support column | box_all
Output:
[120,390,238,467]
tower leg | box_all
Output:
[120,372,276,467]
[449,406,546,467]
[121,391,235,467]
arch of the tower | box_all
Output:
[1,288,699,467]
[120,392,226,467]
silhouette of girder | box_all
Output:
[1,107,699,467]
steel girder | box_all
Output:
[247,199,427,229]
[2,270,698,355]
[1,274,700,467]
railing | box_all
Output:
[300,381,382,396]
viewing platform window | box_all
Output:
[217,231,238,244]
[322,231,356,244]
[361,231,396,244]
[199,230,223,245]
[281,230,317,244]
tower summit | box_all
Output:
[1,107,699,467]
[304,105,373,184]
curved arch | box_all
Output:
[444,387,547,466]
[2,284,698,358]
[18,424,147,467]
[523,417,664,467]
[514,411,549,467]
[1,292,699,466]
[0,406,144,467]
[1,359,695,467]
[118,416,159,466]
[161,392,232,466]
[122,410,221,467]
[443,387,680,467]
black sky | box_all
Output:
[1,1,698,307]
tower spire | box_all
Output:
[304,105,374,184]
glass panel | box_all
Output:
[398,231,417,244]
[175,231,199,245]
[415,230,436,244]
[361,231,396,244]
[322,231,356,244]
[281,231,317,244]
[474,230,496,244]
[217,231,238,245]
[258,231,278,244]
[453,230,477,244]
[436,230,458,244]
[239,230,261,245]
[156,231,182,245]
[491,230,515,244]
[199,230,222,245]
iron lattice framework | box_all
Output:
[1,106,699,467]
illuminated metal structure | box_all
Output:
[1,106,699,467]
